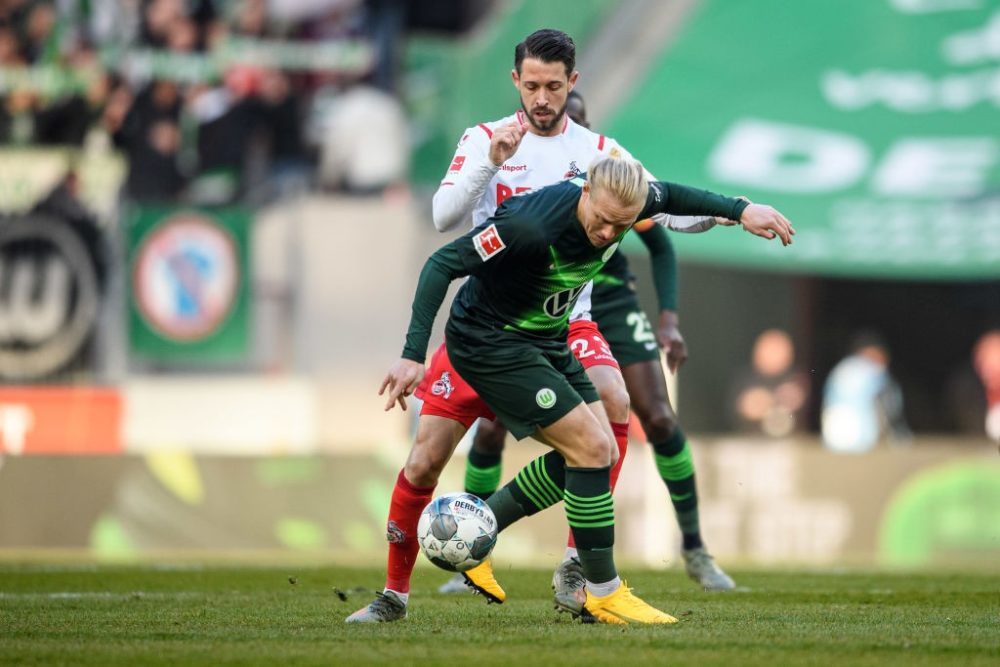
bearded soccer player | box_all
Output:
[373,156,793,625]
[455,87,737,594]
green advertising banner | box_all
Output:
[128,207,250,361]
[608,0,1000,279]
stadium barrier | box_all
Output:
[1,436,995,569]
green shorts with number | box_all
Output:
[446,326,599,441]
[592,297,661,368]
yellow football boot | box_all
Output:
[461,559,506,604]
[582,582,678,625]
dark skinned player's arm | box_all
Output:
[634,220,677,313]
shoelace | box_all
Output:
[688,551,715,569]
[370,592,403,615]
[561,559,586,590]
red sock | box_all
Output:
[566,422,630,550]
[609,421,629,491]
[385,469,435,593]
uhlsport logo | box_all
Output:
[133,212,239,342]
[535,388,557,409]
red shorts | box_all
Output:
[415,324,618,428]
[414,342,496,429]
[568,319,620,370]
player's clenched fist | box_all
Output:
[488,121,530,166]
[738,203,796,246]
[379,359,426,411]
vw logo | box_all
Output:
[0,215,100,380]
[543,285,586,319]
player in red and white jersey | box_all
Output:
[432,82,714,321]
[434,109,633,233]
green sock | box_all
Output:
[487,451,566,531]
[564,466,617,584]
[652,427,703,550]
[464,449,502,501]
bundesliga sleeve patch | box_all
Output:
[473,224,506,261]
[449,155,466,172]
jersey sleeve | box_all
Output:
[400,200,543,360]
[431,125,498,233]
[635,223,678,311]
[604,137,716,233]
[640,181,749,222]
[401,244,470,362]
[401,204,541,362]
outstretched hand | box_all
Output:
[489,121,530,166]
[379,359,426,411]
[739,203,796,246]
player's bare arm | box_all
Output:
[488,121,530,166]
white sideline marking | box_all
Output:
[0,591,202,600]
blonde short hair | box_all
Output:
[587,155,648,209]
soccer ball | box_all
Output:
[417,492,498,572]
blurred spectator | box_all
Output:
[821,331,911,453]
[185,76,263,205]
[30,170,110,291]
[0,0,398,202]
[110,80,186,201]
[314,84,406,193]
[947,329,1000,441]
[975,331,1000,441]
[140,0,187,47]
[256,69,312,201]
[729,328,810,437]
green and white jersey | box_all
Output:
[402,177,748,362]
[450,176,608,340]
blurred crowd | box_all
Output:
[0,0,407,204]
[729,327,1000,449]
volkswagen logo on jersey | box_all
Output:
[0,215,101,380]
[543,284,586,319]
[133,212,239,342]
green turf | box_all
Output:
[0,563,997,666]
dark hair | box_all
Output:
[566,89,589,128]
[849,330,888,355]
[514,29,576,77]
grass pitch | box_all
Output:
[0,562,997,666]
